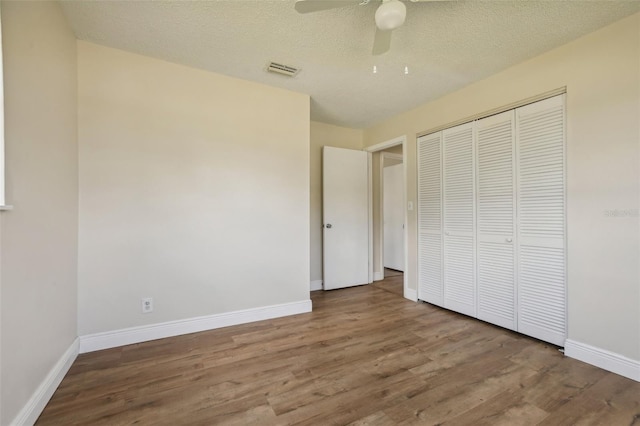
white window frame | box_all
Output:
[0,7,11,210]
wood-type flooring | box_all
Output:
[36,273,640,425]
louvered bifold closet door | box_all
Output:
[476,111,517,330]
[516,94,566,346]
[443,122,476,317]
[417,132,444,306]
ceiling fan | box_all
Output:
[294,0,424,55]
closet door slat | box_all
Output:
[417,132,444,306]
[476,111,517,331]
[443,122,476,317]
[516,94,566,346]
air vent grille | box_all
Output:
[266,62,300,77]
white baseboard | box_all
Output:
[11,338,79,426]
[564,339,640,382]
[404,287,417,302]
[373,271,384,281]
[79,299,312,353]
[310,280,323,291]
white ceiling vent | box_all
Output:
[266,61,300,77]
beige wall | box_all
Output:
[0,2,78,424]
[77,42,310,335]
[364,13,640,360]
[310,121,363,284]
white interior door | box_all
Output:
[323,146,369,290]
[383,163,404,271]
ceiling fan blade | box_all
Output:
[372,28,392,56]
[294,0,357,14]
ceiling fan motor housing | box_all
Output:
[375,0,407,31]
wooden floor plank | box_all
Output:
[36,276,640,425]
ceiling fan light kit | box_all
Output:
[371,65,411,75]
[375,0,407,31]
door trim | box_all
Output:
[368,152,373,284]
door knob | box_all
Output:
[506,237,513,243]
[326,224,332,229]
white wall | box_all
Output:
[364,13,640,361]
[0,2,78,423]
[77,42,310,335]
[309,122,363,286]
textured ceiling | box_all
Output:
[60,0,640,129]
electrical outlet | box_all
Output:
[141,297,153,314]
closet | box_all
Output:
[417,95,566,346]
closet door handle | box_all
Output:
[506,237,513,243]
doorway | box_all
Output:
[382,152,404,274]
[365,135,411,301]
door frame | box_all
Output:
[364,135,415,301]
